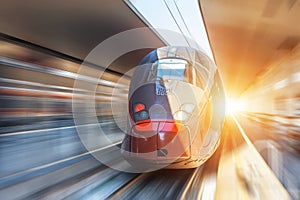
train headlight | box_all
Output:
[173,110,190,123]
[173,104,194,123]
[134,110,149,122]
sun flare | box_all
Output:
[226,98,246,115]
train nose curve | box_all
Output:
[123,119,191,163]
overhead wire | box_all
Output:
[165,0,214,95]
[173,0,211,80]
[163,0,193,48]
[173,0,202,51]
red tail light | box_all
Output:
[134,103,145,112]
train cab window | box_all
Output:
[149,58,193,83]
[157,58,187,81]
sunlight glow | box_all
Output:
[226,98,246,115]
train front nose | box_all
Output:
[123,119,191,165]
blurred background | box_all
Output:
[0,0,300,199]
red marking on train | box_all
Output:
[134,103,145,112]
[135,119,178,133]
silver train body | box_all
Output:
[121,46,225,169]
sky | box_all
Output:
[125,0,214,62]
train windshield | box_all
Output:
[157,59,187,81]
[150,58,191,82]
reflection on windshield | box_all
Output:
[150,58,189,82]
[157,59,187,81]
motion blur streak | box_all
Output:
[220,44,300,200]
[225,44,300,199]
[0,37,132,199]
[1,30,300,200]
[109,115,292,200]
[215,115,290,200]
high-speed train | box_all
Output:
[121,46,225,169]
